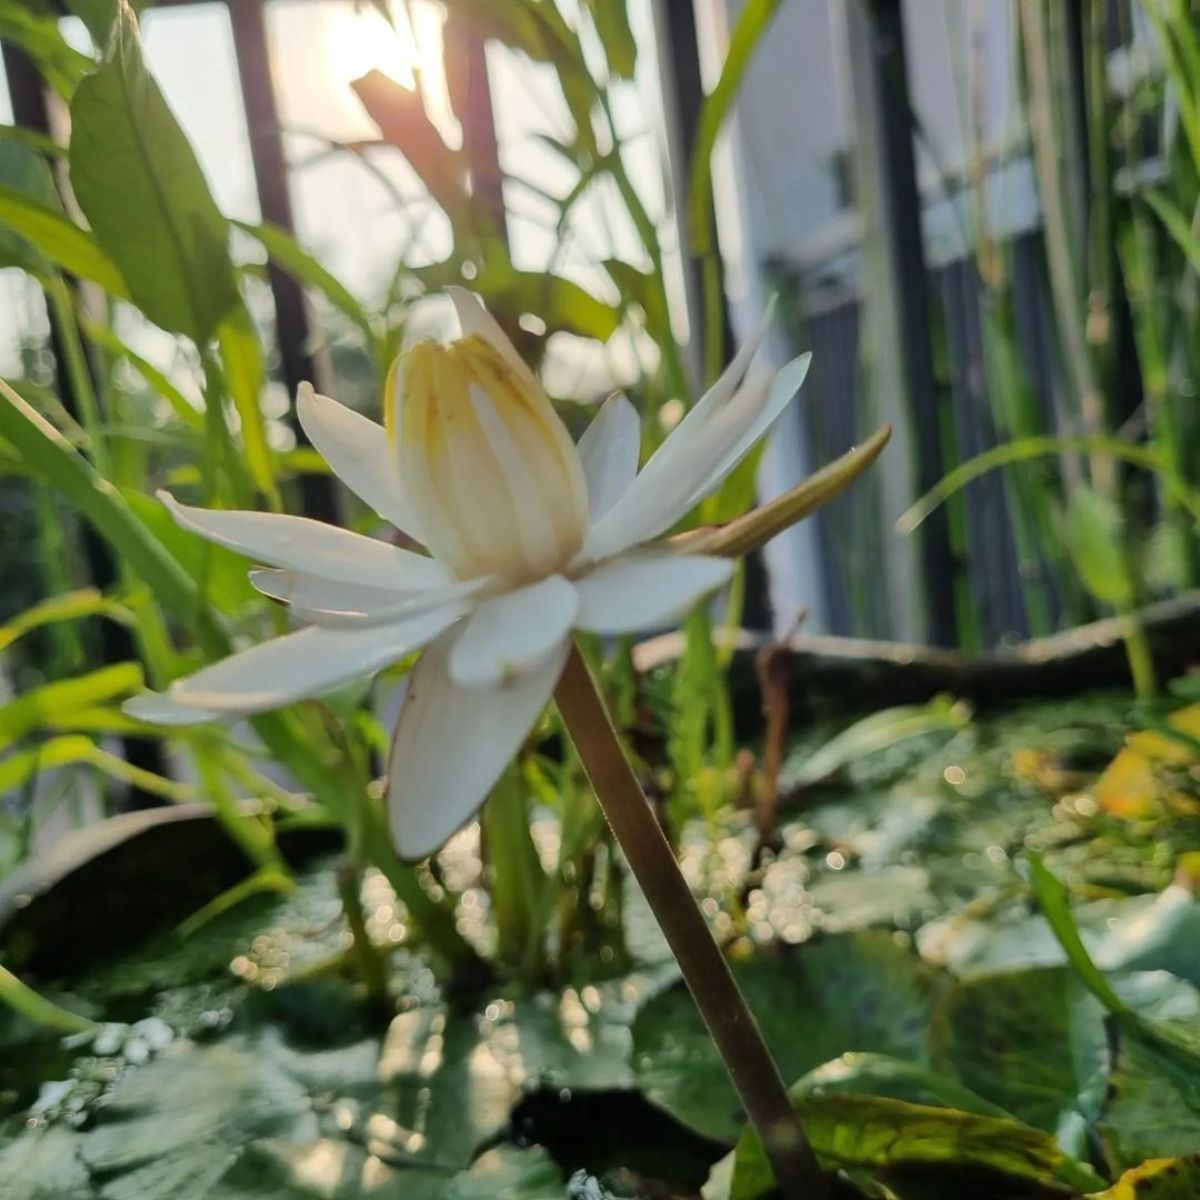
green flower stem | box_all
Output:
[555,642,829,1200]
[336,863,390,1010]
[0,964,95,1034]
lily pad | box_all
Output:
[793,1052,1011,1117]
[0,1123,92,1200]
[929,966,1109,1134]
[631,932,947,1141]
[729,1093,1099,1200]
[1101,1023,1200,1171]
[1090,1155,1200,1199]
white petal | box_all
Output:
[447,285,538,393]
[249,569,403,619]
[166,606,464,714]
[123,691,222,726]
[679,353,813,510]
[578,393,640,521]
[275,573,495,629]
[160,492,449,591]
[581,349,811,561]
[574,553,734,634]
[296,383,424,540]
[447,575,578,689]
[388,626,569,859]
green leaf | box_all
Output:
[78,1040,315,1197]
[416,256,620,342]
[1066,487,1133,609]
[120,487,256,616]
[0,124,66,160]
[233,220,377,346]
[929,966,1109,1135]
[452,0,597,153]
[82,318,203,430]
[780,696,970,792]
[632,932,947,1141]
[0,378,201,620]
[0,6,92,98]
[1144,191,1200,279]
[730,1094,1098,1200]
[0,1125,94,1199]
[217,305,279,503]
[1090,1156,1200,1199]
[0,964,95,1034]
[897,436,1200,536]
[688,0,782,256]
[0,662,143,752]
[446,1146,565,1199]
[69,0,240,342]
[65,0,148,46]
[0,587,127,654]
[1026,854,1132,1017]
[1100,1026,1200,1171]
[583,0,637,78]
[0,182,127,292]
[790,1052,1013,1118]
[0,734,195,802]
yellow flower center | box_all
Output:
[391,334,588,583]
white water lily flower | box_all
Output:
[124,289,810,858]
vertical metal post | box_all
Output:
[841,0,959,646]
[654,1,772,629]
[653,0,728,388]
[226,0,339,524]
[1,42,168,806]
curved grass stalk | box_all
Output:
[896,435,1200,535]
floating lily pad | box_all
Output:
[1101,1023,1200,1171]
[631,931,947,1142]
[929,966,1109,1134]
[729,1093,1098,1200]
[1091,1155,1200,1199]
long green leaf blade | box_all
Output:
[0,183,127,293]
[69,0,239,342]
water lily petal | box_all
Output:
[123,691,222,726]
[249,569,407,619]
[264,572,494,628]
[296,383,424,539]
[447,285,538,393]
[448,575,578,689]
[582,349,810,560]
[574,553,734,634]
[388,626,569,860]
[578,392,640,521]
[160,492,449,591]
[163,605,463,715]
[677,353,812,511]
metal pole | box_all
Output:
[226,0,340,524]
[842,0,959,646]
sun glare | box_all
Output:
[327,5,421,88]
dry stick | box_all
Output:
[555,642,830,1200]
